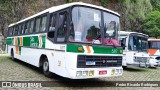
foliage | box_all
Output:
[66,0,73,3]
[118,0,152,32]
[100,0,109,7]
[150,0,160,11]
[141,11,160,38]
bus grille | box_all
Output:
[135,57,148,63]
[77,55,122,68]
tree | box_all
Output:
[150,0,160,11]
[116,0,152,32]
[142,11,160,38]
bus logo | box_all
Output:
[112,49,118,53]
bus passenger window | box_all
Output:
[49,14,56,31]
[56,11,67,42]
[24,21,29,34]
[15,26,18,36]
[30,20,34,33]
[18,24,22,35]
[41,16,47,32]
[8,27,12,36]
[48,14,56,39]
[35,18,41,33]
[21,23,25,34]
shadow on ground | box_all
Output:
[123,66,147,72]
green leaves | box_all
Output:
[100,0,109,7]
[142,11,160,38]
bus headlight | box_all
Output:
[89,71,94,76]
[115,69,119,75]
[82,71,88,77]
[119,69,123,74]
[76,71,82,77]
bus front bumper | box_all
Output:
[127,62,149,67]
[66,67,123,79]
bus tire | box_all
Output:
[42,58,53,77]
[11,49,15,60]
[122,66,127,69]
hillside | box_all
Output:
[0,0,160,38]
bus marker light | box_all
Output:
[120,50,123,53]
[82,71,88,76]
[111,69,115,75]
[89,71,94,76]
[78,47,83,52]
[51,52,54,56]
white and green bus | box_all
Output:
[6,2,123,79]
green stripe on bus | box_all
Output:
[67,44,85,53]
[67,44,122,54]
[92,46,122,54]
[6,38,14,45]
[6,35,46,48]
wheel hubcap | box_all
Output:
[43,61,49,71]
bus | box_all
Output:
[148,38,160,66]
[119,31,150,68]
[5,2,123,79]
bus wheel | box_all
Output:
[42,58,53,77]
[11,49,15,60]
[122,66,127,69]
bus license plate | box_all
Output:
[86,60,95,65]
[140,62,145,67]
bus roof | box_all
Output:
[148,39,160,41]
[119,31,148,37]
[9,2,120,27]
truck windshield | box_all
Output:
[128,35,148,51]
[69,6,120,45]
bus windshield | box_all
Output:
[128,35,148,51]
[149,41,160,49]
[69,6,120,45]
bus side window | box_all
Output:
[40,16,47,32]
[13,27,15,36]
[35,17,41,33]
[56,11,67,42]
[10,27,13,36]
[121,38,126,50]
[21,23,25,34]
[15,25,18,36]
[29,19,34,33]
[48,14,56,39]
[8,27,12,36]
[18,24,22,35]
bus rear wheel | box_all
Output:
[11,49,15,60]
[42,58,53,77]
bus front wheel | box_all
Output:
[42,58,53,77]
